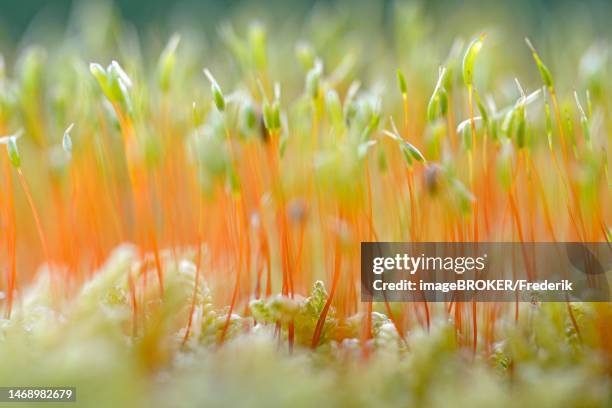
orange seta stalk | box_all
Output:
[2,155,17,318]
[114,105,165,296]
[183,190,204,345]
[311,223,342,349]
[17,168,52,272]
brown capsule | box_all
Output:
[288,198,308,224]
[424,163,442,196]
[257,109,269,143]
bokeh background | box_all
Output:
[1,0,610,100]
[1,0,611,47]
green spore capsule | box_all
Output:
[158,34,180,92]
[7,136,21,168]
[525,38,554,90]
[404,141,426,163]
[305,62,322,100]
[204,69,225,112]
[240,100,258,134]
[90,63,113,101]
[397,69,408,96]
[462,33,486,87]
[248,22,267,71]
[427,67,447,122]
[325,89,344,130]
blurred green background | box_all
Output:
[1,0,611,43]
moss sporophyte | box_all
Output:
[0,3,609,406]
